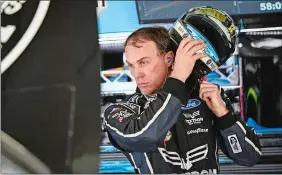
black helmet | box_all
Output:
[169,6,237,79]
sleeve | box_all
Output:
[105,78,187,152]
[215,89,261,166]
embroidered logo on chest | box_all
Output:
[181,99,201,110]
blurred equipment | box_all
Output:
[1,0,101,173]
[2,85,77,173]
[1,131,51,174]
[238,27,282,57]
[238,27,282,127]
[238,24,282,175]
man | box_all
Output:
[104,27,261,174]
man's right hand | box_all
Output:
[170,38,207,83]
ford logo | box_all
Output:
[182,99,201,110]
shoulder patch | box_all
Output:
[227,134,242,154]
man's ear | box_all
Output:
[165,51,175,67]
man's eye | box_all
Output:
[140,61,146,66]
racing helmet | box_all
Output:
[169,6,237,79]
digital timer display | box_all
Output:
[260,1,282,11]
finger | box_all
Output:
[190,53,207,62]
[202,95,210,102]
[182,40,204,53]
[186,43,206,56]
[200,81,218,88]
[199,87,217,99]
[201,91,214,101]
[200,87,218,95]
[201,80,212,84]
[178,38,194,50]
[201,82,221,91]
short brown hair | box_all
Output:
[124,26,172,55]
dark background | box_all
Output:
[1,1,101,173]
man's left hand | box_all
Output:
[199,81,228,117]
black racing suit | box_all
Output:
[104,77,261,174]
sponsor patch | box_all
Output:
[118,117,124,123]
[158,144,208,171]
[227,134,242,154]
[183,111,200,119]
[187,128,208,135]
[185,169,217,174]
[110,107,121,114]
[184,111,203,125]
[206,59,212,65]
[182,99,201,110]
[164,131,172,142]
[185,118,204,125]
[185,144,208,170]
[125,102,140,114]
[110,109,132,119]
[174,21,189,38]
[200,56,218,71]
[164,131,172,146]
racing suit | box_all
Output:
[104,77,261,174]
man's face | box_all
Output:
[125,40,167,95]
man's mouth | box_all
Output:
[137,83,149,88]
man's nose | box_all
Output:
[132,67,145,80]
